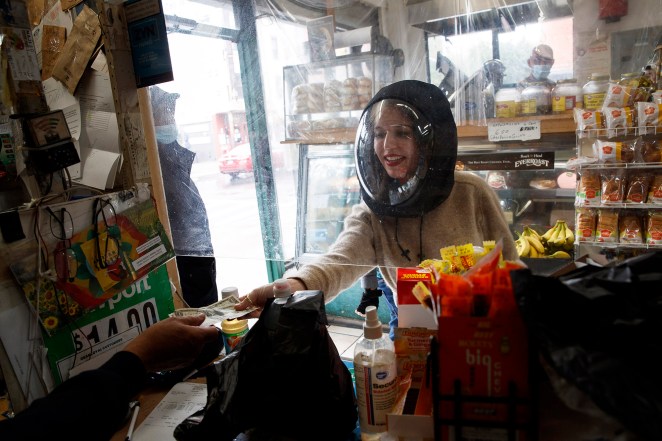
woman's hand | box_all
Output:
[234,278,307,318]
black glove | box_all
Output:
[355,288,382,317]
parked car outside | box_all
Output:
[218,143,284,179]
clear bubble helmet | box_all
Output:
[355,80,458,217]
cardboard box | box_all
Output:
[436,315,532,441]
[396,267,436,329]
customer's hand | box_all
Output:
[123,314,219,372]
[234,278,307,318]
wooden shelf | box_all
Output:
[457,114,576,138]
[282,114,577,145]
[282,127,357,145]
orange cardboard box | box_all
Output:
[436,315,532,440]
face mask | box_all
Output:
[532,64,552,80]
[155,124,178,144]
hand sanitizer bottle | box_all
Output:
[354,305,397,440]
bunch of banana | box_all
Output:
[515,232,531,258]
[520,226,545,258]
[514,223,574,259]
[541,220,575,252]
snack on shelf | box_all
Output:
[593,138,638,163]
[600,169,627,204]
[645,210,662,245]
[637,102,662,134]
[341,77,359,111]
[323,80,342,112]
[596,209,619,243]
[576,169,601,204]
[291,84,311,114]
[357,76,372,108]
[619,212,644,244]
[602,107,635,138]
[574,107,604,137]
[625,173,651,203]
[576,208,597,242]
[308,83,325,113]
[648,174,662,204]
[639,136,662,163]
[603,83,634,108]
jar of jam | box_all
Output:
[552,79,582,114]
[520,82,551,116]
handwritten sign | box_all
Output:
[488,120,541,142]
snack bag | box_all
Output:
[576,208,597,242]
[600,169,627,203]
[602,107,634,139]
[645,211,662,245]
[576,169,601,205]
[648,174,662,204]
[619,212,643,244]
[596,209,619,243]
[637,102,662,134]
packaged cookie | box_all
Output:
[576,208,597,242]
[638,135,662,163]
[602,82,633,108]
[574,108,604,138]
[645,210,662,245]
[637,102,662,134]
[618,211,643,244]
[576,169,601,205]
[648,174,662,204]
[600,169,627,204]
[595,209,619,243]
[602,107,634,138]
[593,137,638,163]
[625,173,651,203]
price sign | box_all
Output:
[488,120,541,142]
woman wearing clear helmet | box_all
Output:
[236,80,518,315]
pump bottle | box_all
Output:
[354,305,397,439]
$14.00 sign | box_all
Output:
[488,120,541,142]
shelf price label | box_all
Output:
[487,120,541,142]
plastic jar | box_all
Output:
[582,73,609,110]
[552,79,582,114]
[495,86,520,118]
[221,318,248,354]
[520,82,551,116]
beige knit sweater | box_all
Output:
[288,171,518,303]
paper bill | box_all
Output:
[172,295,258,322]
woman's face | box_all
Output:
[373,104,418,184]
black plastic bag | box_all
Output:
[511,251,662,440]
[174,290,358,441]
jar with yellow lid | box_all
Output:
[221,318,249,353]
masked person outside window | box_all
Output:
[236,80,517,320]
[151,86,218,308]
[518,44,556,91]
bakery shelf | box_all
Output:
[457,114,576,138]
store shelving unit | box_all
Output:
[573,133,662,260]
